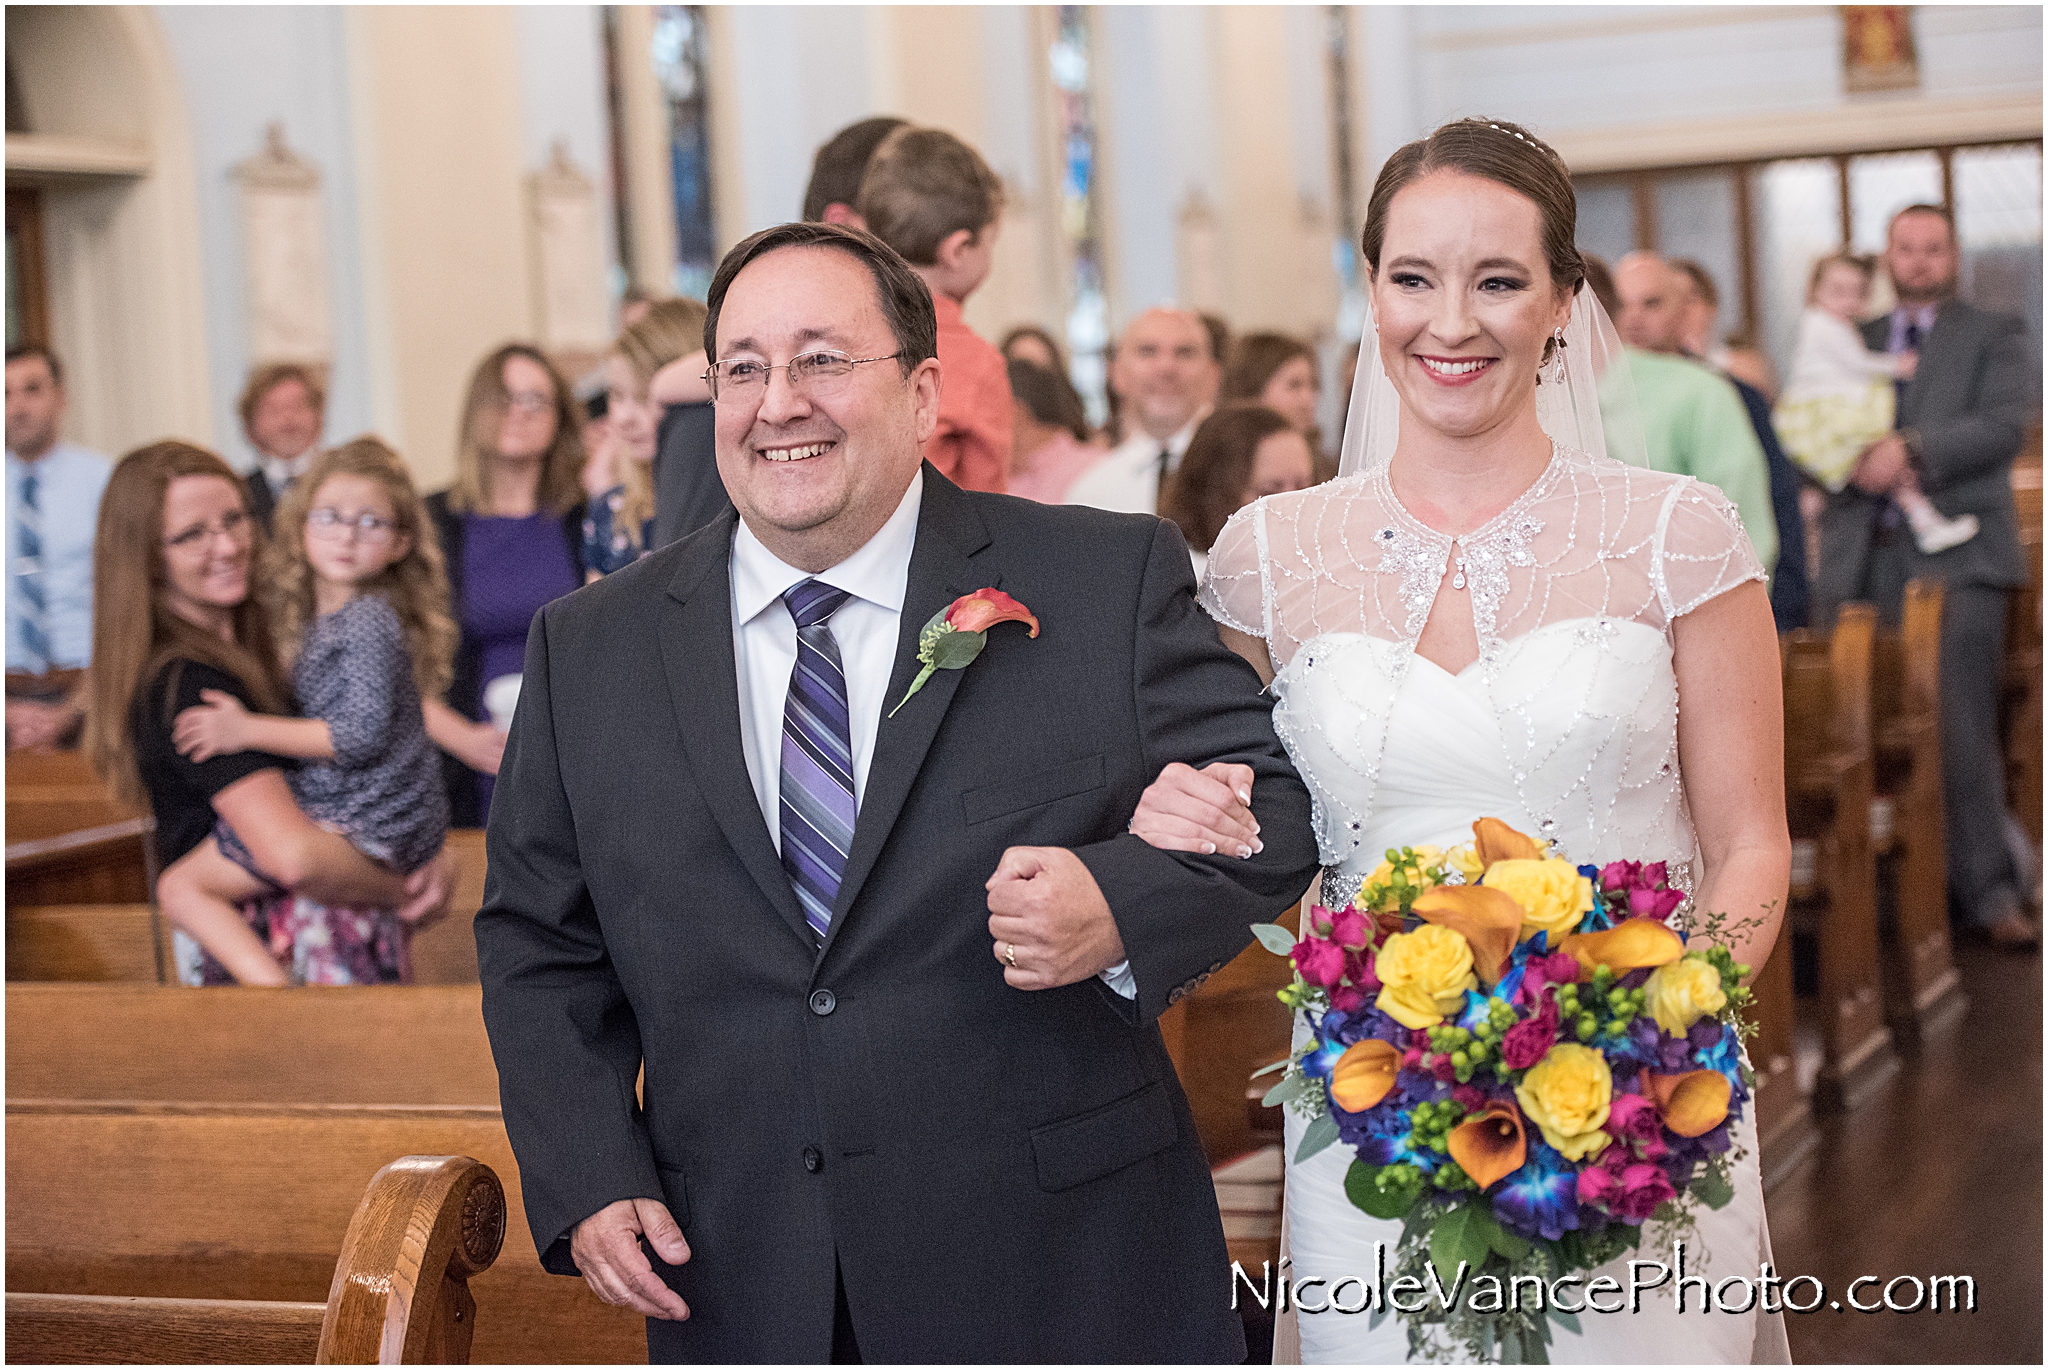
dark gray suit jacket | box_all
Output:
[475,467,1318,1362]
[1813,299,2031,622]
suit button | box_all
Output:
[809,989,836,1016]
[802,1146,823,1173]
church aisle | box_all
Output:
[1769,941,2041,1363]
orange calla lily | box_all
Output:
[946,589,1040,637]
[1412,885,1523,986]
[1448,1100,1528,1189]
[1329,1038,1403,1113]
[1646,1069,1733,1138]
[1558,919,1686,976]
[1473,817,1543,868]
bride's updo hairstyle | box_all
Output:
[1360,117,1585,363]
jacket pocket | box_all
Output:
[961,753,1106,826]
[1028,1080,1178,1192]
[653,1161,693,1230]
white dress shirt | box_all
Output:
[729,468,1133,996]
[258,446,318,497]
[1061,414,1204,516]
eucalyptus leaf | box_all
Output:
[1547,1309,1582,1336]
[1251,922,1298,956]
[1694,1167,1735,1211]
[1248,1057,1289,1079]
[928,629,988,670]
[1294,1110,1340,1164]
[1262,1072,1311,1108]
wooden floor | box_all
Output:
[1768,939,2042,1364]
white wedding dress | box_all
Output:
[1200,444,1792,1364]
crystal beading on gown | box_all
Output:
[1197,444,1792,1363]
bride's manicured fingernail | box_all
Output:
[1239,844,1254,859]
[1253,838,1264,854]
[1202,841,1217,854]
[1238,788,1252,804]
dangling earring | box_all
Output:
[1547,327,1569,385]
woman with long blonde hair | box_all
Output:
[583,298,707,577]
[86,441,451,985]
[423,343,587,824]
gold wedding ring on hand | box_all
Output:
[1005,941,1019,968]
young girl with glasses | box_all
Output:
[154,437,457,984]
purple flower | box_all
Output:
[1493,1139,1581,1241]
[1603,1092,1669,1161]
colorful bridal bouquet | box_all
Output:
[1253,819,1756,1363]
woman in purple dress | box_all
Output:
[425,344,587,825]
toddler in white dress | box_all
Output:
[1774,253,1977,555]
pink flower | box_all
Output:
[946,588,1039,636]
[1292,937,1346,989]
[1452,1084,1487,1112]
[1343,948,1381,993]
[1610,1161,1677,1222]
[1430,1054,1459,1084]
[1327,908,1371,950]
[1577,1161,1621,1209]
[1628,885,1686,921]
[1500,993,1561,1070]
[1603,1092,1670,1161]
[1599,860,1638,893]
[1330,984,1370,1013]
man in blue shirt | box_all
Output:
[6,346,112,749]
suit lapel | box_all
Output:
[656,512,816,949]
[823,470,993,952]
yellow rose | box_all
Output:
[1482,858,1595,941]
[1644,955,1729,1036]
[1514,1042,1613,1160]
[1355,846,1443,912]
[1445,843,1486,881]
[1373,924,1477,1029]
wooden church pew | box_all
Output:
[1870,581,1966,1041]
[5,818,153,909]
[7,903,166,982]
[6,983,501,1105]
[1782,607,1897,1112]
[5,1101,646,1364]
[6,1153,505,1363]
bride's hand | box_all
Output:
[1128,762,1262,858]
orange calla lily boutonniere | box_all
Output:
[888,589,1039,717]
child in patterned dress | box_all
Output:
[1774,252,1978,555]
[155,438,456,984]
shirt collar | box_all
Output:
[731,468,925,626]
[259,447,318,488]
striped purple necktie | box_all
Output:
[779,579,856,942]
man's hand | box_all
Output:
[1852,433,1911,495]
[569,1197,691,1320]
[172,688,251,762]
[1127,761,1260,857]
[396,846,456,929]
[649,350,711,407]
[6,698,75,751]
[986,847,1127,990]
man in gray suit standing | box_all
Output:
[1813,202,2037,948]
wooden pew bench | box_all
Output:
[1782,608,1898,1111]
[7,1154,504,1364]
[6,984,501,1104]
[7,1101,646,1363]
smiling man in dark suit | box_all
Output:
[475,221,1317,1362]
[1812,203,2037,948]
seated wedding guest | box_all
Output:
[803,115,907,226]
[1000,323,1096,440]
[6,345,110,750]
[1222,332,1323,452]
[1064,307,1220,515]
[1158,403,1313,577]
[84,440,450,984]
[857,125,1012,492]
[238,361,326,532]
[1006,358,1100,504]
[1611,252,1778,574]
[1200,312,1233,379]
[425,344,586,825]
[584,298,707,578]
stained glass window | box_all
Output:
[1051,6,1109,426]
[652,5,715,300]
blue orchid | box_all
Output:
[1492,1138,1581,1242]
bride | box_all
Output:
[1135,117,1791,1362]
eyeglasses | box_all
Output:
[163,508,251,553]
[307,507,398,541]
[503,389,555,415]
[702,350,902,404]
